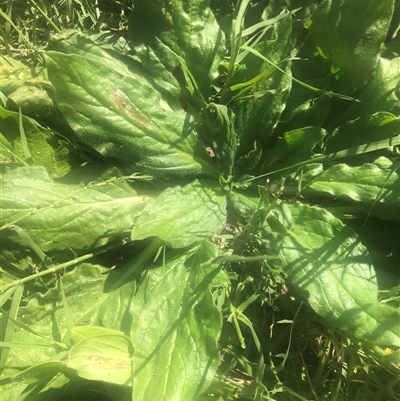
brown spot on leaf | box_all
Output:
[110,88,152,128]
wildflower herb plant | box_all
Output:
[0,0,399,400]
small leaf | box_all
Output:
[0,107,72,177]
[130,242,224,401]
[268,203,400,346]
[67,330,133,385]
[131,180,227,247]
[262,126,326,174]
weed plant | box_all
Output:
[0,1,399,400]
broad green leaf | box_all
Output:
[304,159,400,220]
[6,86,61,126]
[130,242,224,401]
[69,326,128,344]
[1,374,130,401]
[128,0,225,100]
[45,51,217,178]
[48,30,136,69]
[47,30,186,116]
[325,59,400,128]
[307,0,394,98]
[325,113,400,154]
[228,188,260,217]
[131,180,227,247]
[67,330,133,385]
[0,107,72,177]
[0,56,64,130]
[262,127,326,174]
[267,203,400,346]
[0,167,151,251]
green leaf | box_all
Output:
[267,203,400,346]
[325,113,400,154]
[277,78,331,131]
[131,180,227,247]
[205,103,237,177]
[45,51,217,178]
[304,159,400,220]
[233,14,293,157]
[0,284,23,371]
[262,127,326,174]
[0,167,150,251]
[325,55,400,128]
[235,140,262,174]
[128,0,225,100]
[130,242,224,401]
[0,361,72,389]
[1,264,136,384]
[0,56,49,96]
[308,0,394,97]
[6,86,61,127]
[0,107,72,177]
[66,328,133,385]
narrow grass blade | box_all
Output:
[12,225,47,263]
[247,135,400,181]
[241,45,361,102]
[59,276,74,341]
[0,287,17,309]
[18,108,33,164]
[0,284,24,370]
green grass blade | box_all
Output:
[241,45,361,102]
[59,275,74,341]
[26,0,61,32]
[0,284,24,370]
[0,287,17,309]
[247,135,400,181]
[12,225,47,263]
[18,108,33,163]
